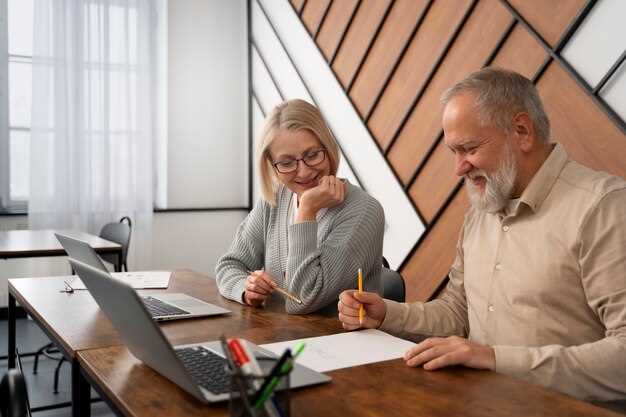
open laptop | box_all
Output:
[56,233,230,321]
[68,258,331,403]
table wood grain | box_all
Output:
[0,229,121,258]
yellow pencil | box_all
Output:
[274,286,303,305]
[358,268,364,325]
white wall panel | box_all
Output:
[562,0,626,88]
[168,0,248,208]
[601,61,626,122]
[256,0,424,268]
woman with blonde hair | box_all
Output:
[216,99,384,315]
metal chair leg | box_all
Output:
[33,342,53,374]
[53,356,67,394]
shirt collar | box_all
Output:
[517,143,568,213]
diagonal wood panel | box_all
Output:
[387,0,512,185]
[401,188,470,302]
[348,0,429,118]
[316,0,360,62]
[290,0,307,14]
[331,0,392,89]
[509,0,587,47]
[301,0,331,37]
[367,0,474,151]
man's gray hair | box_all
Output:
[441,67,551,143]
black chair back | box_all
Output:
[99,216,132,271]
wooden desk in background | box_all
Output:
[8,271,622,417]
[0,229,122,266]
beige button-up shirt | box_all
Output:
[381,144,626,401]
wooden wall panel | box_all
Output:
[316,0,359,62]
[368,0,474,151]
[491,24,547,79]
[387,0,512,185]
[301,0,331,37]
[409,141,458,223]
[401,188,470,302]
[508,0,586,46]
[332,0,392,89]
[538,62,626,179]
[349,0,429,118]
[291,0,626,302]
[290,0,306,14]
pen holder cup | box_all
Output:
[228,356,291,417]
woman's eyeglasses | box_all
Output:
[272,149,327,173]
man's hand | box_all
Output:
[404,336,495,371]
[338,290,387,330]
[243,270,277,307]
[297,176,346,222]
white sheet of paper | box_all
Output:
[260,329,415,372]
[69,271,171,290]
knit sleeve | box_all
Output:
[284,192,385,314]
[215,198,267,303]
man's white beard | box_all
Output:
[465,143,518,213]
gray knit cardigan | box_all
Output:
[215,182,385,315]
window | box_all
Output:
[1,0,33,211]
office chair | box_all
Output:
[99,216,132,272]
[1,351,31,417]
[33,216,133,393]
[381,258,406,303]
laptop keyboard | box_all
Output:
[176,346,231,394]
[141,296,190,318]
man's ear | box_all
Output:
[512,112,535,152]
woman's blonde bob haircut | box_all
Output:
[258,99,341,206]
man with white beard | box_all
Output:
[338,68,626,401]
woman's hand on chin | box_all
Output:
[296,176,345,222]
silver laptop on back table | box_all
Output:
[69,258,331,403]
[56,233,230,321]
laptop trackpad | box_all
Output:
[155,293,230,315]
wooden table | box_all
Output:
[79,347,621,417]
[9,271,621,417]
[6,270,339,417]
[0,229,122,268]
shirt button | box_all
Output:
[488,305,495,312]
[495,263,502,271]
[502,225,510,232]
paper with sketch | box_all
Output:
[260,329,415,372]
[69,271,171,290]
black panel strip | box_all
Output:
[300,0,308,16]
[313,0,333,40]
[404,17,515,191]
[554,0,597,53]
[252,92,266,118]
[346,0,395,92]
[383,0,478,156]
[329,0,362,66]
[498,0,625,134]
[252,42,285,101]
[255,0,366,190]
[364,0,435,122]
[154,207,249,213]
[594,49,626,94]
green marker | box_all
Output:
[255,342,306,409]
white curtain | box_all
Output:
[29,0,160,269]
